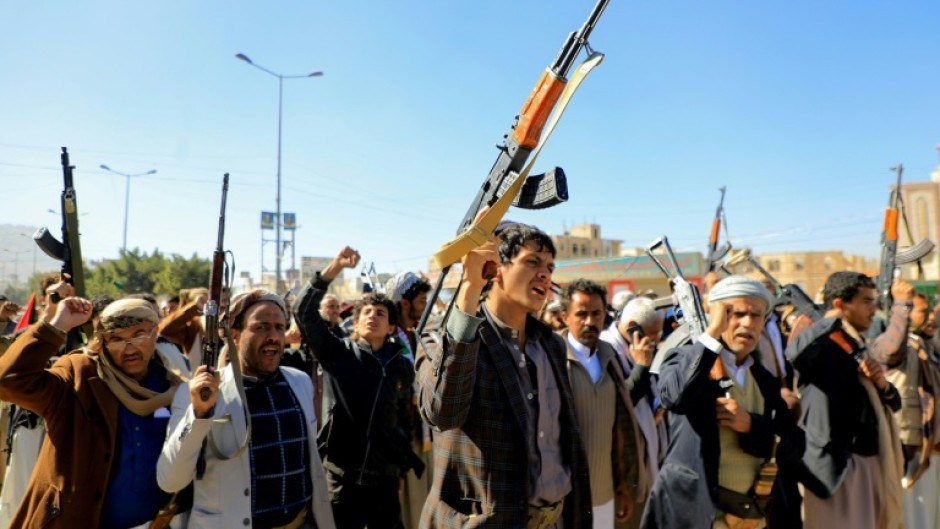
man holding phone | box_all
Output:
[600,297,665,529]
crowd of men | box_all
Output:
[0,221,937,529]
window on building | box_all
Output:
[768,259,780,272]
[572,245,578,256]
[793,258,804,272]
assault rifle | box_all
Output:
[33,147,92,351]
[645,236,709,375]
[199,173,229,401]
[876,164,934,308]
[705,187,730,273]
[416,0,611,337]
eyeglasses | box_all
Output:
[104,328,156,355]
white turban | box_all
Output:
[707,275,774,316]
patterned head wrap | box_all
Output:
[97,299,160,334]
[224,289,289,328]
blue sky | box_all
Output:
[2,1,938,283]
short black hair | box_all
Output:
[353,293,399,327]
[401,279,431,304]
[823,271,876,310]
[91,294,116,319]
[496,223,556,263]
[560,279,608,312]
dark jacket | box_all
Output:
[640,340,795,529]
[785,317,901,498]
[416,310,592,529]
[294,276,420,481]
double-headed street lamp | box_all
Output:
[236,53,323,295]
[99,164,157,253]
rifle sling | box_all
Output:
[432,52,605,269]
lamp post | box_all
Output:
[236,52,322,295]
[99,164,157,253]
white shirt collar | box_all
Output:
[720,348,754,388]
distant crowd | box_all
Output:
[0,222,936,529]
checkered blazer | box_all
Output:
[416,313,592,529]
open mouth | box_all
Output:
[531,286,547,297]
[260,345,281,357]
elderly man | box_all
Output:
[600,297,665,529]
[319,294,346,338]
[786,271,903,529]
[158,290,335,529]
[561,279,645,529]
[0,296,189,529]
[416,222,591,529]
[641,276,795,529]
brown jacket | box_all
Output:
[158,301,203,356]
[0,323,120,529]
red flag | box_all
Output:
[12,293,36,334]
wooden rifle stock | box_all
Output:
[199,174,229,401]
[415,0,611,338]
[877,165,903,308]
[704,186,727,273]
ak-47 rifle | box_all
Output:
[199,174,229,401]
[416,0,611,337]
[646,236,734,394]
[645,237,708,370]
[705,187,730,274]
[877,164,935,308]
[34,147,92,351]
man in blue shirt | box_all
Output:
[0,296,189,529]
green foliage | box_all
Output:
[85,248,210,298]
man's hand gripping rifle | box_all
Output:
[416,0,612,337]
[33,147,92,351]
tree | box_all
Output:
[85,248,210,298]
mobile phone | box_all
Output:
[626,324,644,340]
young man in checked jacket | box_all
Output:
[415,223,592,529]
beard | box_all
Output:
[576,325,599,349]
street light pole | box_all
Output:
[99,164,157,253]
[235,53,322,295]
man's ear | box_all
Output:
[832,298,843,312]
[230,328,241,348]
[560,311,570,326]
